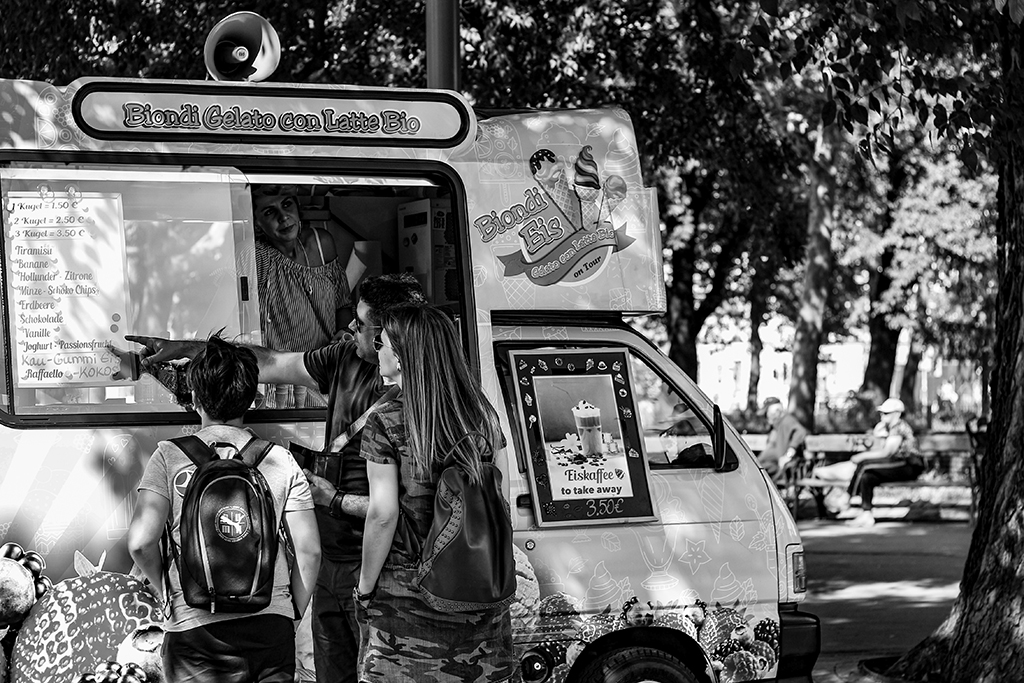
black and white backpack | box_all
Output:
[164,435,279,614]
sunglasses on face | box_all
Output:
[351,308,379,333]
[372,335,390,352]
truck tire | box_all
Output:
[574,646,702,683]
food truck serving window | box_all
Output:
[1,165,259,417]
[509,348,656,526]
[0,165,462,421]
[240,172,457,411]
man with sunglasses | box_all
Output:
[124,273,426,683]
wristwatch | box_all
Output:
[328,491,346,519]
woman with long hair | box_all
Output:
[354,304,518,682]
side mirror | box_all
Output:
[713,405,738,472]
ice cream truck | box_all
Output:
[0,61,818,683]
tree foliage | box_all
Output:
[876,148,996,359]
[745,0,1006,167]
[753,1,1024,681]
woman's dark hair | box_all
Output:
[379,304,502,485]
[186,334,259,422]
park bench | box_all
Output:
[743,425,986,522]
[791,432,981,521]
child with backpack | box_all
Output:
[355,305,518,683]
[127,335,321,683]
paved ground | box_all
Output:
[797,518,973,682]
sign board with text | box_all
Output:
[72,80,473,150]
[4,189,130,387]
[509,347,655,526]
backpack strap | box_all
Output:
[236,436,275,468]
[169,435,217,468]
[171,434,275,467]
[160,435,215,619]
[327,385,401,452]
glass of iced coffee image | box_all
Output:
[572,400,604,456]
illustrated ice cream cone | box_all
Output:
[585,561,628,612]
[490,245,537,308]
[573,145,603,229]
[599,174,628,225]
[578,188,601,228]
[550,174,583,230]
[530,148,582,230]
[501,272,536,309]
[604,128,643,187]
[711,563,746,605]
[572,400,604,456]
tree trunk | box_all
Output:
[862,147,908,400]
[898,344,920,415]
[888,20,1024,681]
[889,150,1024,683]
[981,350,991,417]
[789,129,836,431]
[668,301,700,381]
[747,317,764,414]
[747,264,771,412]
[861,247,898,400]
[664,193,700,381]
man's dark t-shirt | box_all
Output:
[304,340,385,562]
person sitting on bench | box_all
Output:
[814,398,924,526]
[756,397,808,485]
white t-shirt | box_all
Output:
[138,424,313,632]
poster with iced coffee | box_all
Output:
[510,348,655,526]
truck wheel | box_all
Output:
[574,646,701,683]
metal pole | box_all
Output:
[426,0,459,90]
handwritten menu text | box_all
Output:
[5,190,130,387]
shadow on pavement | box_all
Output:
[797,520,972,682]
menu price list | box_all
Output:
[4,189,130,388]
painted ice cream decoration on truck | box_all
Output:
[530,148,582,233]
[496,143,635,287]
[510,518,785,683]
[469,110,664,312]
[571,145,605,230]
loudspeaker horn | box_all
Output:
[204,12,281,82]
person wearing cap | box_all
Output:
[843,397,924,527]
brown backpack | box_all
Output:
[401,432,517,613]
